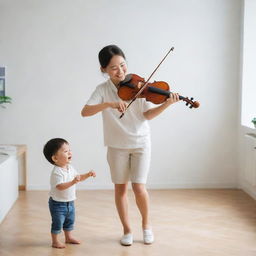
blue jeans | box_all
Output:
[48,197,75,234]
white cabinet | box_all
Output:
[240,133,256,198]
[244,134,256,186]
[0,155,18,223]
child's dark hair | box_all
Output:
[98,45,126,68]
[43,138,68,165]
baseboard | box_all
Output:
[26,182,238,191]
[239,183,256,200]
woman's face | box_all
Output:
[103,55,127,86]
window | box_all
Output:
[241,0,256,128]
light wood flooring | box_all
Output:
[1,189,256,256]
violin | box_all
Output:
[118,73,200,107]
[117,47,200,118]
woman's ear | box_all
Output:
[100,67,105,73]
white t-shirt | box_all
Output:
[86,79,152,149]
[49,165,78,202]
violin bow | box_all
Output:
[120,47,174,119]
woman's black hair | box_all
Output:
[98,45,126,68]
[43,138,68,165]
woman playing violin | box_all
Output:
[81,45,180,246]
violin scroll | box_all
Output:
[179,96,200,109]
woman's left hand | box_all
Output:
[165,92,180,105]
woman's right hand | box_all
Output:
[82,101,127,117]
[73,175,80,184]
[110,101,127,113]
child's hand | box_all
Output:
[79,171,96,182]
[88,170,96,178]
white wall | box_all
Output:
[0,0,242,190]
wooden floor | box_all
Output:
[1,189,256,256]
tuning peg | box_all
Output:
[186,102,189,106]
[189,105,193,109]
[190,97,194,101]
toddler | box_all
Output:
[43,138,96,248]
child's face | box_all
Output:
[52,143,72,168]
[103,55,127,85]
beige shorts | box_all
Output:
[107,146,151,184]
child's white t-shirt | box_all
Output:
[49,165,78,202]
[86,79,152,149]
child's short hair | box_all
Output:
[43,138,68,165]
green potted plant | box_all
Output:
[0,95,12,108]
[252,117,256,128]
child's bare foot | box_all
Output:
[52,241,66,249]
[65,237,81,244]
